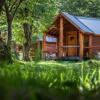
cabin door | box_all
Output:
[67,32,78,57]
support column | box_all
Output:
[79,32,84,60]
[59,17,64,58]
[57,37,59,57]
[89,35,93,58]
[42,32,46,59]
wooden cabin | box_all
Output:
[42,36,57,59]
[43,12,100,60]
[29,36,56,59]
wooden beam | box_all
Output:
[89,35,93,58]
[79,32,84,60]
[59,17,64,57]
[57,37,59,57]
[84,46,100,49]
[62,45,80,48]
[92,46,100,48]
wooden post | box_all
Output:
[79,32,84,60]
[89,35,92,58]
[42,32,46,59]
[59,17,64,58]
[57,37,59,57]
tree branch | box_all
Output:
[9,0,17,12]
[4,1,13,22]
[12,0,24,18]
[4,2,9,17]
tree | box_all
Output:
[87,0,100,17]
[3,0,24,62]
[15,0,60,61]
[17,1,33,61]
[23,23,32,61]
[60,0,100,17]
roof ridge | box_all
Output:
[74,16,95,33]
[77,16,100,21]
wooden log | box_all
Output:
[92,46,100,48]
[57,37,59,57]
[59,17,64,57]
[79,32,84,60]
[62,45,80,48]
[84,46,100,49]
[89,35,93,58]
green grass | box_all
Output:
[0,60,100,100]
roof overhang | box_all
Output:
[45,12,97,35]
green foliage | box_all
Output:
[0,60,100,99]
[34,46,42,62]
[60,0,100,17]
[12,19,24,44]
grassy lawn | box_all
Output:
[0,60,100,100]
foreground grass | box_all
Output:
[0,60,100,100]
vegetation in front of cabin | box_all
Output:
[0,60,100,100]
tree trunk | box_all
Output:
[7,18,13,63]
[23,23,32,61]
[12,41,19,60]
[7,20,12,46]
[23,42,30,61]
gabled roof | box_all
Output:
[61,12,100,34]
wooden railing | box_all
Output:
[62,45,100,48]
[84,46,100,49]
[43,44,58,53]
[43,44,100,53]
[62,45,80,48]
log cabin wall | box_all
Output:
[44,42,57,53]
[62,17,80,58]
[42,32,58,59]
[92,36,100,55]
[43,16,84,59]
[83,34,94,58]
[83,34,89,58]
[65,31,79,57]
[92,36,100,46]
